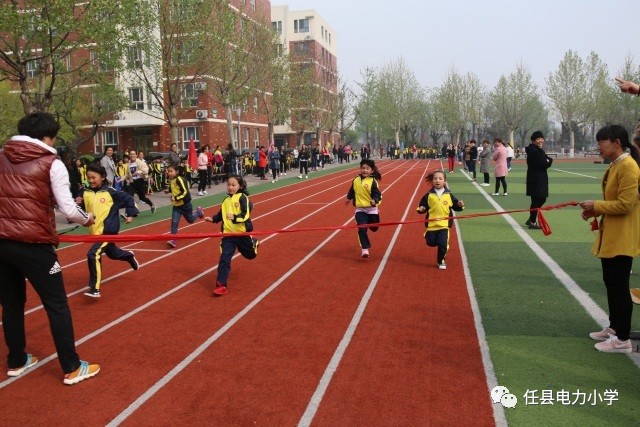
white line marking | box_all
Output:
[553,168,599,179]
[461,169,640,369]
[298,162,428,426]
[455,224,508,426]
[108,162,423,425]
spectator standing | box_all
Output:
[268,144,280,182]
[100,146,117,186]
[168,142,181,168]
[491,139,508,196]
[0,112,99,384]
[196,146,209,196]
[579,125,640,354]
[525,131,553,229]
[478,140,492,186]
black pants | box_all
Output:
[0,240,81,374]
[197,170,207,192]
[87,242,135,290]
[494,176,507,194]
[483,172,490,184]
[602,256,633,341]
[355,212,379,249]
[466,160,476,179]
[299,161,308,175]
[425,228,450,265]
[128,178,153,207]
[529,196,546,223]
[216,236,257,286]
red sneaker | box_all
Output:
[213,282,227,296]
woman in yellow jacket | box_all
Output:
[580,125,640,354]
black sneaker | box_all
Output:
[528,222,542,230]
[84,288,100,298]
[128,253,139,270]
[150,204,157,214]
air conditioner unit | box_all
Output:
[305,35,312,40]
[195,82,207,92]
[196,109,208,119]
[113,113,124,120]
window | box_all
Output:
[182,126,200,150]
[250,0,256,11]
[272,21,282,35]
[127,46,143,69]
[233,127,238,145]
[253,96,258,114]
[26,60,38,78]
[103,130,117,151]
[129,87,144,110]
[294,19,309,33]
[243,128,249,149]
[321,26,324,39]
[275,43,283,57]
[182,83,198,108]
[253,129,259,148]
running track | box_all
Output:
[0,160,495,426]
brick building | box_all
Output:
[271,6,339,148]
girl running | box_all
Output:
[416,169,464,270]
[345,159,382,258]
[204,175,259,296]
[165,164,204,248]
[78,164,140,298]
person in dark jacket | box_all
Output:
[525,131,553,229]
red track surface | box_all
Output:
[0,160,494,426]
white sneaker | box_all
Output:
[305,175,308,179]
[361,249,369,258]
[298,175,302,179]
[594,335,632,353]
[271,180,275,183]
[198,191,204,196]
[589,326,616,341]
[491,193,499,196]
[203,191,207,195]
[438,263,447,270]
[503,193,508,196]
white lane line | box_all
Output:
[298,163,428,426]
[455,226,508,427]
[461,170,640,369]
[553,168,599,179]
[108,162,424,426]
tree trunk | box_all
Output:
[569,129,575,158]
[225,105,235,148]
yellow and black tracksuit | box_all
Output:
[169,175,197,234]
[210,191,257,286]
[81,184,139,293]
[346,175,382,249]
[417,187,464,266]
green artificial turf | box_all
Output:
[453,161,640,426]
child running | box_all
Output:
[416,169,464,270]
[166,164,204,248]
[78,164,140,298]
[345,159,382,258]
[204,174,259,296]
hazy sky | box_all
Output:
[272,0,640,92]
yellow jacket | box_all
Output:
[592,155,640,258]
